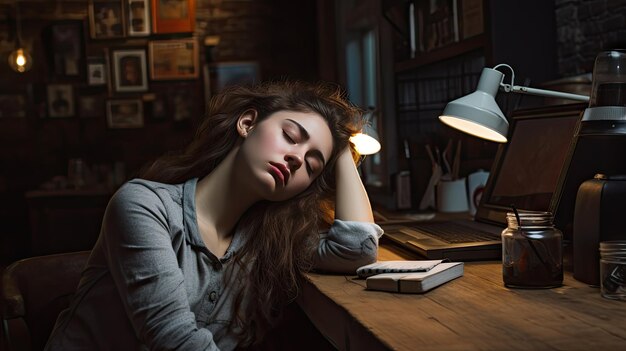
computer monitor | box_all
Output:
[475,103,587,226]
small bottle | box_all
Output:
[599,241,626,300]
[502,211,563,288]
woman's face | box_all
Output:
[236,110,334,202]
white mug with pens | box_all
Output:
[419,140,489,213]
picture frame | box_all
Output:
[149,94,169,120]
[47,84,75,118]
[89,1,125,39]
[87,56,107,86]
[209,61,260,94]
[166,83,198,121]
[148,38,199,80]
[111,49,148,93]
[106,99,144,128]
[78,90,106,118]
[151,0,195,34]
[0,94,27,118]
[127,0,151,36]
[44,21,84,77]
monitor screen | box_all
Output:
[489,117,580,210]
[476,103,586,225]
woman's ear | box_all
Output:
[237,109,258,138]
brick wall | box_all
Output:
[555,0,626,75]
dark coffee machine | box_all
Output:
[573,174,626,285]
[552,50,626,282]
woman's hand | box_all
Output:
[334,146,375,223]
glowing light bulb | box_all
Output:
[350,132,381,155]
[9,48,33,73]
[16,52,26,66]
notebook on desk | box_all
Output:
[382,104,586,261]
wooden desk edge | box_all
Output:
[297,276,393,351]
[298,244,626,351]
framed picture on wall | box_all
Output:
[78,90,106,118]
[87,57,107,86]
[111,49,148,93]
[47,84,75,118]
[149,94,169,120]
[43,21,84,77]
[89,1,125,39]
[151,0,195,33]
[106,99,144,128]
[127,0,151,36]
[148,38,199,80]
[167,83,198,121]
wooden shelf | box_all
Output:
[394,34,487,73]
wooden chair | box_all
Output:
[1,251,90,351]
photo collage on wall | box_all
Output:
[40,0,199,128]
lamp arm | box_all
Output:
[493,63,590,102]
[508,85,590,102]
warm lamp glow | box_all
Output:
[9,48,32,73]
[350,133,381,155]
[16,52,25,66]
[439,116,508,143]
[8,2,32,73]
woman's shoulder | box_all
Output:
[111,178,187,209]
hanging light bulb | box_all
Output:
[9,47,32,72]
[8,0,32,73]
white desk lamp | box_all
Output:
[351,108,381,156]
[439,64,590,142]
[350,122,381,155]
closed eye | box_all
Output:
[305,158,322,177]
[283,130,296,144]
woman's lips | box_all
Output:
[269,162,289,186]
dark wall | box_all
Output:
[0,0,319,262]
[555,0,626,75]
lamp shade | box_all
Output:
[439,68,509,143]
[350,123,381,155]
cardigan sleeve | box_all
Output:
[313,219,384,274]
[100,182,220,350]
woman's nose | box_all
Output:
[285,152,303,172]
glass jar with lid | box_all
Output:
[502,211,563,288]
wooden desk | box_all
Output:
[298,243,626,350]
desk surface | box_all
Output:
[299,241,626,351]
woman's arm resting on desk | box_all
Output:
[314,147,383,273]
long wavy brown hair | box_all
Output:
[140,80,362,346]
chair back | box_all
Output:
[1,251,90,351]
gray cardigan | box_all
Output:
[46,178,383,351]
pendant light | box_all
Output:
[8,0,32,73]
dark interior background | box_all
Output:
[0,0,625,264]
